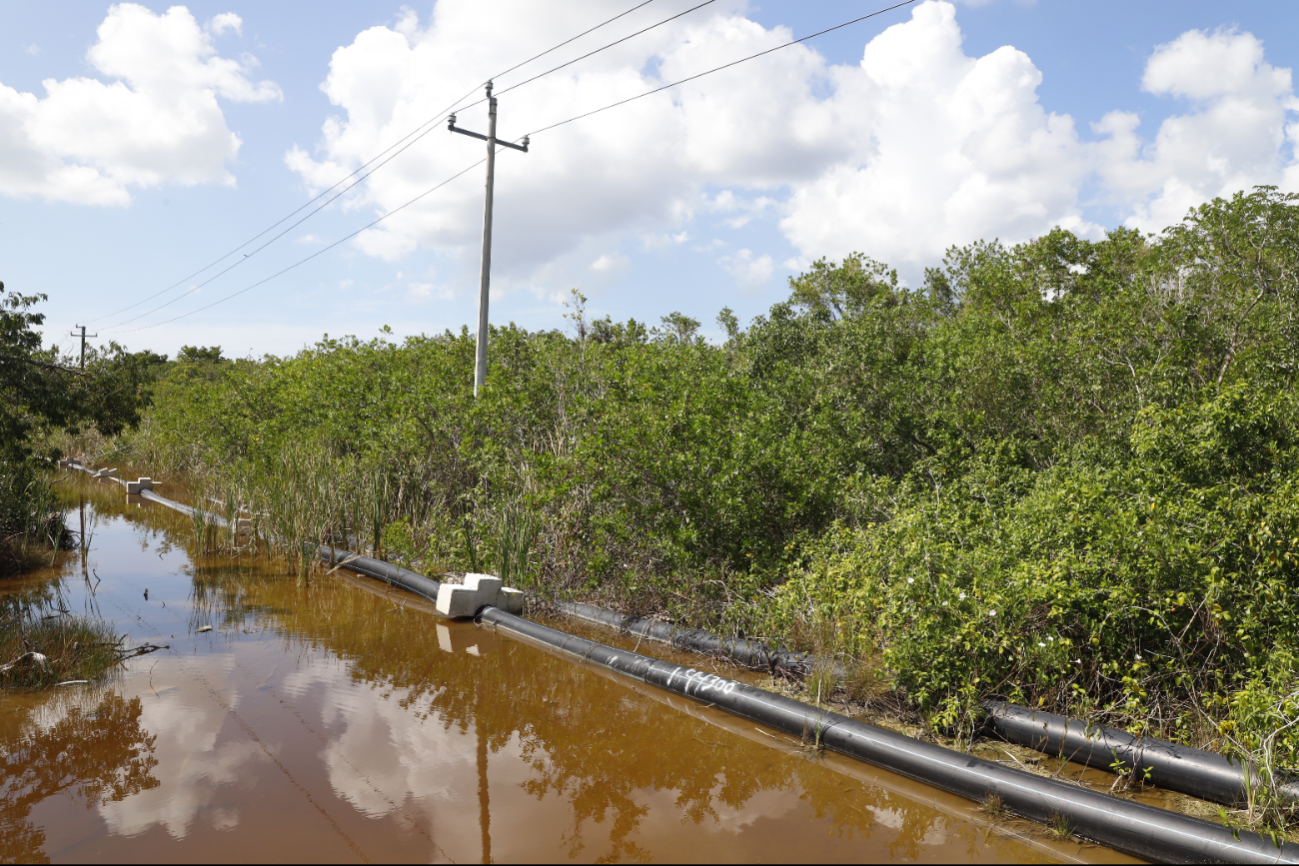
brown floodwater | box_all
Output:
[0,478,1141,863]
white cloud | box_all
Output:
[590,252,630,273]
[206,12,242,37]
[24,44,39,56]
[719,248,773,289]
[407,281,453,302]
[0,4,280,206]
[288,0,838,285]
[296,233,325,244]
[780,1,1098,273]
[290,0,1299,291]
[642,230,689,253]
[1094,27,1299,231]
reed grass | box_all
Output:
[0,463,70,577]
[0,611,120,690]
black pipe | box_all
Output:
[480,606,1299,864]
[313,544,442,605]
[554,600,814,675]
[133,482,446,607]
[985,701,1299,807]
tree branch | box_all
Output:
[0,353,79,374]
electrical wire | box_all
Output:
[526,0,919,138]
[115,158,488,333]
[117,0,920,333]
[492,0,658,84]
[88,0,666,326]
[103,122,456,329]
[495,0,716,98]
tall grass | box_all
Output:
[0,461,70,576]
[0,610,120,690]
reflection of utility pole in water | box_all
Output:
[79,497,87,577]
[477,684,492,864]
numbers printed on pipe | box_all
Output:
[666,666,739,697]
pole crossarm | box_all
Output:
[448,116,530,153]
[71,325,98,369]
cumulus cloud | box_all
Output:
[0,4,280,206]
[719,248,774,289]
[407,281,454,302]
[291,0,1299,289]
[288,0,836,283]
[780,1,1100,271]
[590,252,629,273]
[1094,27,1299,231]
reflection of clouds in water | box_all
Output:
[280,664,468,817]
[97,655,264,839]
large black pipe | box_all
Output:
[480,606,1299,864]
[556,595,1299,813]
[985,701,1299,807]
[313,544,442,605]
[554,600,814,675]
[130,477,448,607]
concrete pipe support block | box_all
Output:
[499,587,525,615]
[463,573,503,607]
[436,584,482,619]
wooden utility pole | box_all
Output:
[71,325,97,369]
[449,82,529,397]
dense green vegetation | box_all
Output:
[101,188,1299,814]
[0,284,162,574]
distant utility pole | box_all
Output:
[449,81,529,398]
[70,324,97,369]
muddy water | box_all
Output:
[0,481,1137,863]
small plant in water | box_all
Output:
[800,709,829,752]
[1046,809,1074,840]
[979,791,1008,818]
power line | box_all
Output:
[87,0,667,326]
[117,0,920,334]
[102,120,458,329]
[493,0,658,83]
[526,0,920,138]
[495,0,717,98]
[117,158,488,333]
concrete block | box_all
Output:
[436,584,482,619]
[137,477,154,491]
[499,587,526,615]
[463,573,502,607]
[126,481,142,494]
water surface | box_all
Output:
[0,480,1136,863]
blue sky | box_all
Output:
[3,0,1298,359]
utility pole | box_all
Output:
[70,325,97,369]
[449,82,529,398]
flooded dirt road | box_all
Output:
[0,480,1137,863]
